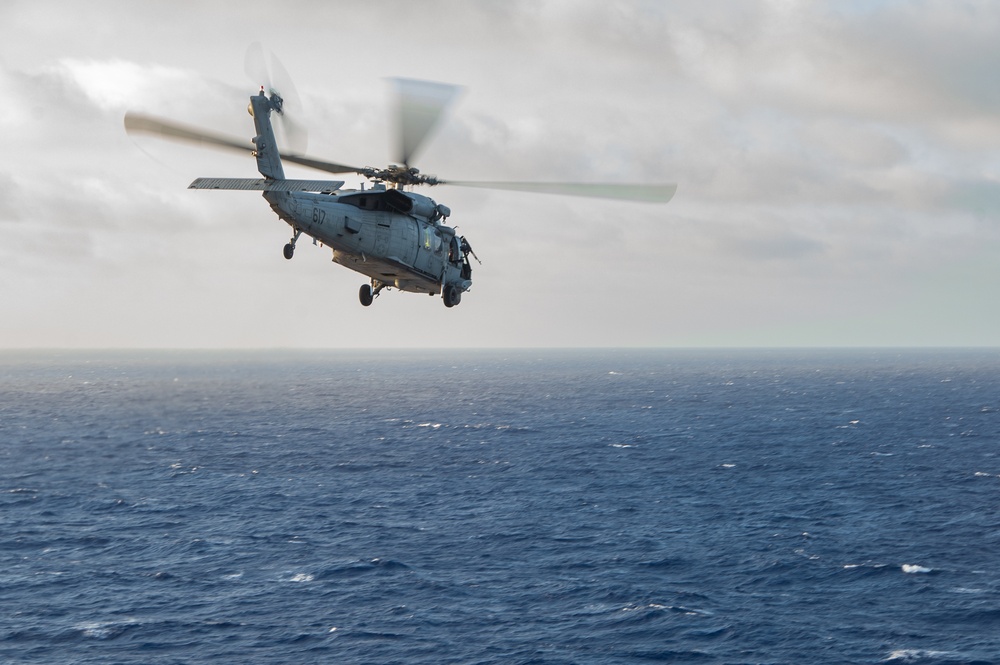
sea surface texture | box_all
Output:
[1,349,998,664]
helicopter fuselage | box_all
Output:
[264,187,472,298]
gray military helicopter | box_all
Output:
[124,58,676,308]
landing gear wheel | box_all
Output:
[359,283,374,307]
[283,229,301,260]
[443,284,461,308]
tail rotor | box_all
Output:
[245,42,308,155]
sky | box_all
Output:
[3,0,1000,349]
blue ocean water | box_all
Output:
[1,349,999,665]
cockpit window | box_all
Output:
[423,228,443,253]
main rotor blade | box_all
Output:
[280,153,362,175]
[392,78,461,167]
[124,112,362,175]
[439,180,678,203]
[125,112,257,154]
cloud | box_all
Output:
[946,179,1000,220]
[0,172,22,224]
[54,59,224,117]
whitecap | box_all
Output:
[620,602,712,617]
[77,619,139,640]
[884,649,956,662]
[289,572,314,582]
[79,623,116,640]
[901,564,932,574]
[620,602,665,612]
[843,563,888,571]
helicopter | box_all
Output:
[124,59,677,308]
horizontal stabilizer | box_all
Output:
[189,178,345,192]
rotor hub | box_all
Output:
[358,164,441,188]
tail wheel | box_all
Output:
[359,283,374,307]
[443,284,461,308]
[284,229,301,260]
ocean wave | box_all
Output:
[883,648,990,664]
[316,558,412,580]
[76,619,142,640]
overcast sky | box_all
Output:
[3,0,1000,349]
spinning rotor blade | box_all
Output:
[124,112,363,175]
[245,42,308,154]
[244,42,270,89]
[393,78,461,167]
[124,113,257,154]
[280,153,363,175]
[439,180,678,203]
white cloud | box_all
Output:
[55,59,187,112]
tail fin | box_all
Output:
[249,90,285,180]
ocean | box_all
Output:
[1,348,998,664]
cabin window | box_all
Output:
[342,194,385,211]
